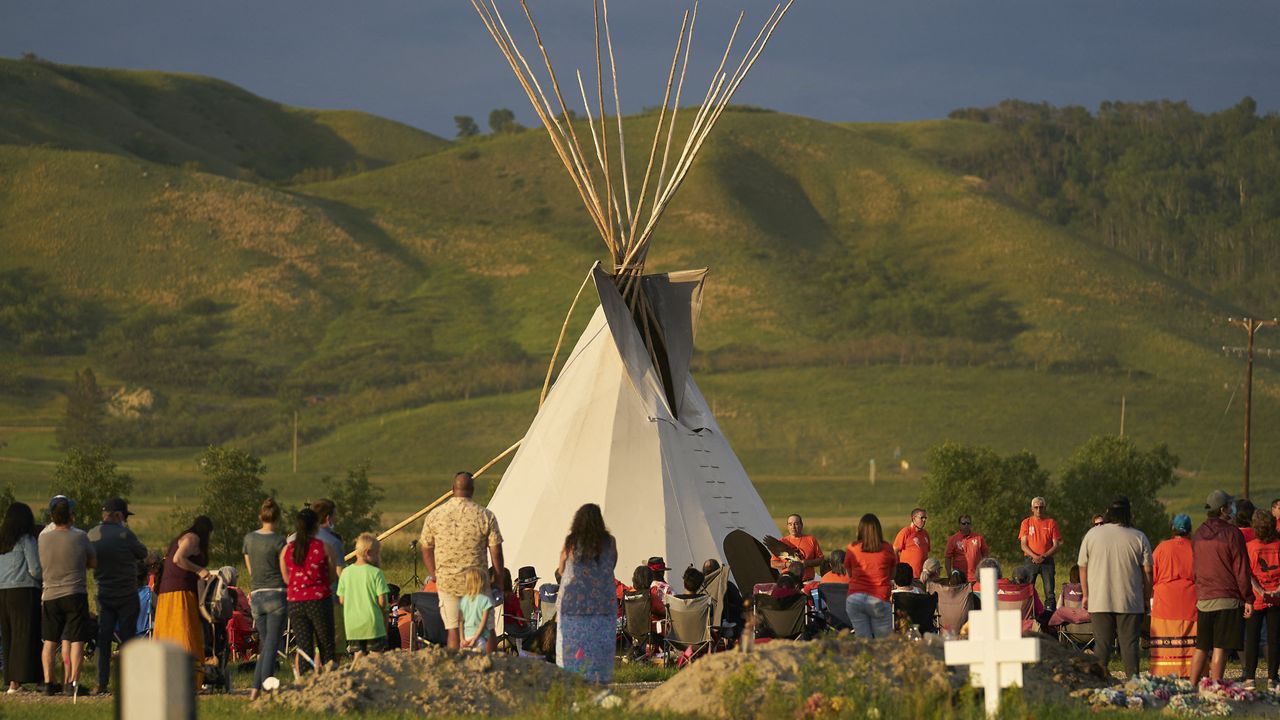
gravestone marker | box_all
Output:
[120,640,195,720]
[943,566,1040,717]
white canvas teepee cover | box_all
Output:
[488,265,778,581]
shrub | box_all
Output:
[195,446,268,564]
[918,442,1051,563]
[320,461,385,552]
[1052,435,1179,553]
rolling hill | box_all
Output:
[1,58,1277,545]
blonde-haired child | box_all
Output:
[459,566,495,652]
[336,533,390,659]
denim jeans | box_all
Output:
[96,593,140,690]
[1025,555,1056,610]
[250,590,287,690]
[845,592,893,639]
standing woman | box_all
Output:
[1245,508,1280,686]
[844,513,897,639]
[0,502,43,692]
[1150,514,1197,677]
[154,516,214,686]
[556,503,618,682]
[281,508,337,673]
[242,498,287,700]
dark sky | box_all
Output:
[2,0,1277,138]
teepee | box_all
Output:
[470,0,793,578]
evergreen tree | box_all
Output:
[57,368,105,450]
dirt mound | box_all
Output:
[271,647,585,715]
[634,635,1108,718]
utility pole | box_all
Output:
[1119,395,1126,437]
[1225,317,1277,500]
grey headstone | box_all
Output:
[120,640,195,720]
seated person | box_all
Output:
[818,551,848,585]
[1047,564,1090,627]
[919,558,943,590]
[647,557,674,597]
[392,594,415,650]
[975,559,1043,634]
[891,562,922,595]
[934,570,976,635]
[631,566,665,619]
[676,567,705,599]
[492,567,526,630]
[770,572,804,601]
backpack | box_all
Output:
[200,567,237,624]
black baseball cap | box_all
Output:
[103,498,134,517]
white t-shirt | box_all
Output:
[1078,523,1152,614]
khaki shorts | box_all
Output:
[438,591,463,630]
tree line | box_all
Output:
[944,98,1280,309]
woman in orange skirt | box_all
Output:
[154,517,213,686]
[1150,514,1197,677]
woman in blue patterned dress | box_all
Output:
[556,504,618,682]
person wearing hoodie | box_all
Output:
[1191,490,1254,685]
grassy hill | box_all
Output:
[1,61,1277,548]
[0,57,449,182]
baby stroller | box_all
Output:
[199,567,239,692]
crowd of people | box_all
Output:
[0,492,398,701]
[6,475,1280,696]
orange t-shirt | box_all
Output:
[1019,516,1061,557]
[844,542,897,602]
[770,534,824,581]
[945,531,988,582]
[1247,538,1280,610]
[893,525,930,577]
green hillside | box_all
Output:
[1,62,1278,546]
[0,57,449,181]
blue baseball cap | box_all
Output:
[1172,513,1192,534]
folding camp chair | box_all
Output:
[622,591,659,656]
[665,595,715,665]
[817,583,851,631]
[935,584,976,635]
[700,567,730,630]
[411,592,448,648]
[754,593,807,640]
[1055,594,1094,651]
[892,592,938,635]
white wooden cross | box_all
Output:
[943,567,1041,717]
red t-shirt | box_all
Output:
[845,542,897,602]
[893,525,930,577]
[770,534,824,581]
[1247,538,1280,610]
[284,538,331,602]
[945,531,989,582]
[1019,516,1061,557]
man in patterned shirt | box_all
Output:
[420,472,505,650]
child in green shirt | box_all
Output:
[336,533,390,658]
[459,566,495,652]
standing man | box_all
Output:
[1191,490,1253,684]
[308,498,346,580]
[1019,497,1063,611]
[770,514,824,582]
[37,497,96,696]
[1078,499,1153,678]
[86,498,146,695]
[420,471,504,650]
[945,514,988,583]
[893,508,930,578]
